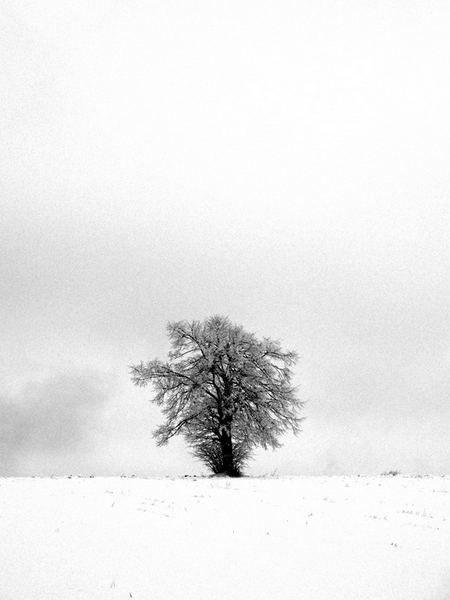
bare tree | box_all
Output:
[131,315,304,476]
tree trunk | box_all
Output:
[220,424,236,476]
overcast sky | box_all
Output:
[1,0,449,477]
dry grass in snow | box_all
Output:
[1,475,450,599]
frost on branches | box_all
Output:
[131,315,305,477]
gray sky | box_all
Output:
[1,0,449,477]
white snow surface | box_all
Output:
[1,475,450,600]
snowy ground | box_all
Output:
[1,475,450,600]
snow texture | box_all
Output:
[1,476,450,599]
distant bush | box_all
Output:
[381,470,401,477]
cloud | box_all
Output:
[0,371,111,475]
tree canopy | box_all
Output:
[131,315,304,476]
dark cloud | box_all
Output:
[0,371,110,475]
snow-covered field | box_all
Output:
[1,475,449,600]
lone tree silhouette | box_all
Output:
[131,315,304,476]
